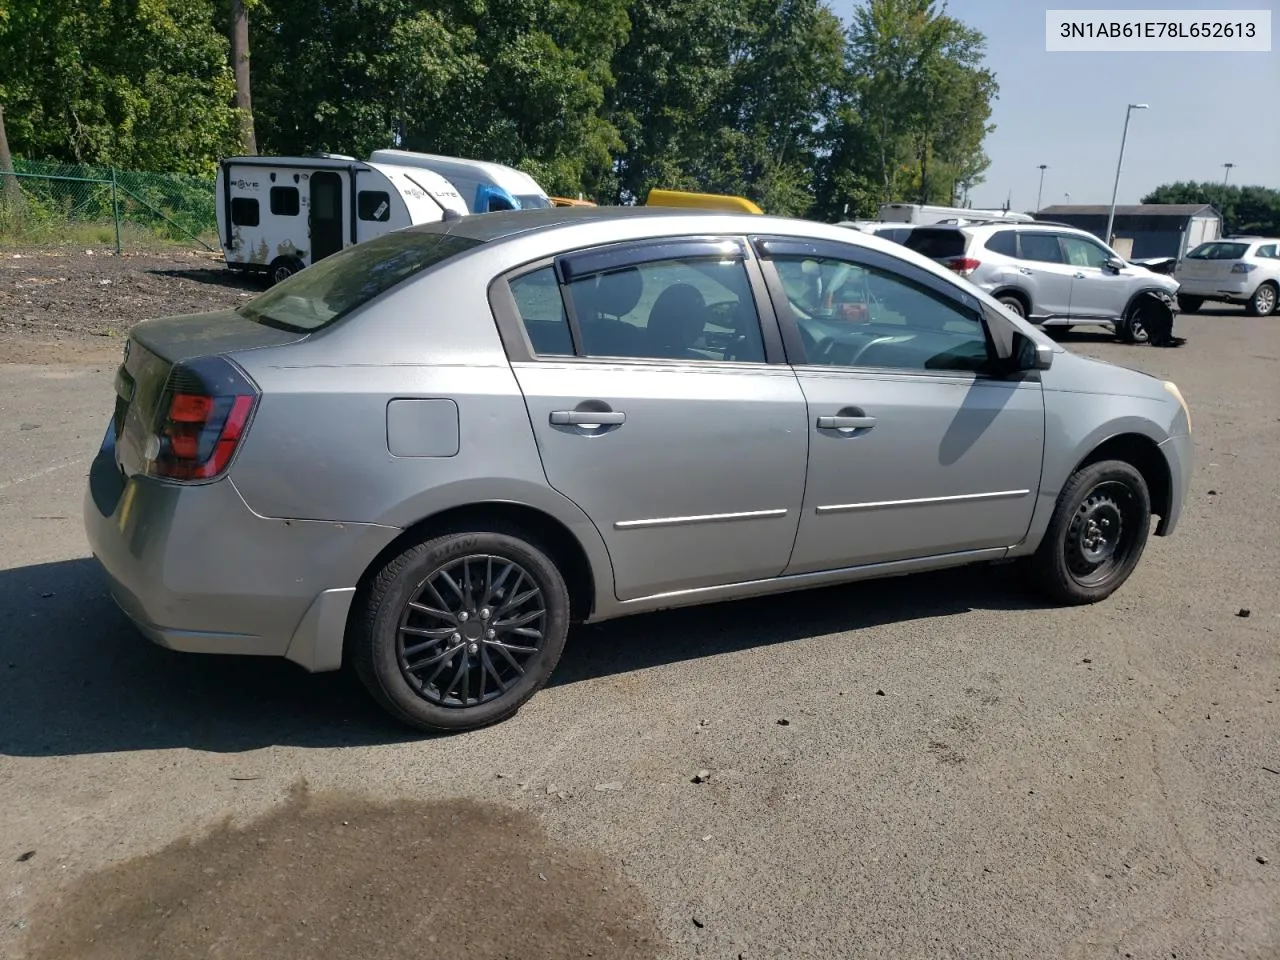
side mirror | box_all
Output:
[1104,256,1125,273]
[1013,333,1053,371]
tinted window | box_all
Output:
[358,190,392,222]
[270,186,300,216]
[904,228,966,259]
[510,267,573,356]
[984,230,1017,256]
[565,257,766,363]
[771,255,990,372]
[1187,242,1249,260]
[1060,235,1111,268]
[230,197,259,227]
[1254,244,1276,259]
[1018,233,1064,263]
[238,231,481,333]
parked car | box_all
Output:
[84,209,1192,733]
[836,221,918,244]
[1173,237,1280,316]
[904,222,1181,343]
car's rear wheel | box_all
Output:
[350,530,570,733]
[1247,281,1277,317]
[1025,460,1151,605]
[1176,294,1203,313]
[997,294,1027,318]
[268,255,304,286]
[1045,325,1073,340]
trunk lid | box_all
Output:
[111,309,306,477]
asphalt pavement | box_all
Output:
[1,311,1278,959]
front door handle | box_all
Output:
[550,410,626,426]
[817,415,876,430]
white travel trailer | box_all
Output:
[368,149,552,214]
[216,154,469,284]
[878,202,1035,225]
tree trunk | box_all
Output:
[230,0,257,154]
[0,104,27,217]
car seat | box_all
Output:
[571,268,646,357]
[646,283,708,360]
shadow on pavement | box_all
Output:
[0,557,1043,758]
[146,265,265,294]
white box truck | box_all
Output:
[216,154,469,284]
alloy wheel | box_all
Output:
[396,555,547,708]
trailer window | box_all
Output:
[358,191,392,222]
[230,198,259,227]
[270,186,300,216]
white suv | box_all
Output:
[905,222,1181,343]
[1173,238,1280,316]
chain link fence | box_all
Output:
[0,159,217,252]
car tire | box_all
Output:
[1246,281,1277,317]
[350,530,571,733]
[997,294,1027,318]
[1117,311,1151,344]
[268,255,304,286]
[1045,325,1073,340]
[1176,294,1203,313]
[1026,459,1151,605]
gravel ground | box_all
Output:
[0,271,1277,959]
[0,249,260,364]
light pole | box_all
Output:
[1222,162,1235,186]
[1104,103,1149,247]
[1037,165,1048,211]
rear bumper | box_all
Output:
[1156,433,1192,536]
[1175,278,1251,299]
[83,420,399,670]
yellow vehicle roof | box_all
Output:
[644,189,763,215]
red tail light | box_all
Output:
[148,357,259,482]
[945,257,982,277]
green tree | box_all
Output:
[818,0,996,219]
[0,0,239,176]
[1142,182,1280,237]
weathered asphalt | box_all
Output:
[1,310,1277,959]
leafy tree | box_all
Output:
[0,0,240,177]
[1142,182,1280,238]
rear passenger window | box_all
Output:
[1257,244,1277,259]
[510,267,573,356]
[358,190,392,222]
[230,197,259,227]
[270,186,300,216]
[565,257,766,363]
[1018,233,1064,263]
[984,230,1017,256]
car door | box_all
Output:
[1014,232,1074,318]
[497,237,809,601]
[1060,234,1134,320]
[753,237,1046,576]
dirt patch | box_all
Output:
[0,249,262,362]
[23,783,660,960]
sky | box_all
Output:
[825,0,1279,211]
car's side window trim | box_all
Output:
[489,235,791,367]
[750,234,997,376]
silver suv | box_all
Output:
[83,209,1192,733]
[905,222,1181,343]
[1173,237,1280,316]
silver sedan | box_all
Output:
[84,208,1193,732]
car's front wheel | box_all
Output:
[1247,281,1277,317]
[1026,459,1151,605]
[350,530,571,733]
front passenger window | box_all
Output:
[1060,236,1110,268]
[771,255,990,372]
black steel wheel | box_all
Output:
[351,530,570,733]
[1176,294,1203,314]
[1026,459,1151,604]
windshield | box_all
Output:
[1186,242,1248,260]
[904,229,967,259]
[516,194,553,210]
[238,231,481,333]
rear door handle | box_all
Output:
[817,415,876,430]
[1073,272,1086,279]
[1018,267,1033,275]
[550,410,626,426]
